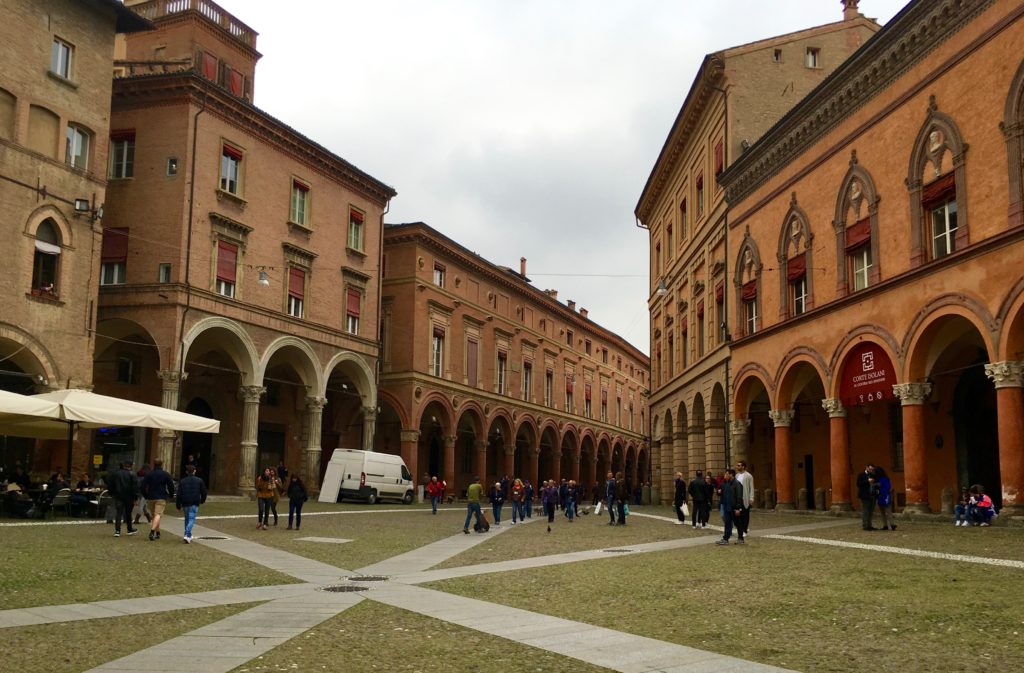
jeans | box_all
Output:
[511,501,525,522]
[737,506,750,539]
[258,497,273,526]
[616,499,626,524]
[182,504,198,538]
[566,498,576,521]
[525,500,533,518]
[860,498,876,530]
[606,496,616,523]
[288,499,303,528]
[722,509,737,541]
[115,498,135,533]
[545,501,555,522]
[464,502,482,530]
[492,503,503,524]
[954,504,969,524]
[877,501,894,529]
[431,496,439,514]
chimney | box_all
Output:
[842,0,861,21]
[545,289,558,300]
[520,257,527,276]
[567,300,576,312]
[579,308,588,319]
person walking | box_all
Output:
[426,476,442,514]
[134,464,151,525]
[673,472,687,525]
[141,459,175,541]
[566,480,577,522]
[687,470,705,529]
[524,479,534,519]
[604,471,617,525]
[175,464,207,544]
[286,474,308,530]
[463,475,484,534]
[874,466,896,531]
[542,480,557,523]
[109,461,139,538]
[510,478,525,524]
[489,481,505,525]
[614,471,628,525]
[256,467,277,530]
[856,464,877,531]
[716,469,745,545]
[734,461,754,542]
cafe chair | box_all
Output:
[91,490,111,519]
[48,488,72,518]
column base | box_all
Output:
[902,502,932,514]
[239,487,256,501]
[774,502,796,511]
[997,503,1024,519]
[829,501,853,513]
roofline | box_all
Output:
[87,0,154,33]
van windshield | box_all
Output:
[401,465,412,481]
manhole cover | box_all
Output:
[320,585,369,593]
[347,575,389,582]
[603,548,634,553]
[196,536,229,540]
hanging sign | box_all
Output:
[839,342,896,406]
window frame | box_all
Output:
[433,262,446,288]
[522,361,532,401]
[65,124,90,170]
[348,209,365,252]
[219,144,243,195]
[100,261,126,286]
[286,267,306,318]
[496,351,507,395]
[51,38,73,79]
[431,329,445,377]
[805,47,820,69]
[850,244,872,291]
[109,133,135,179]
[289,179,310,227]
[930,198,958,259]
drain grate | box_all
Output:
[196,536,229,540]
[321,585,369,593]
[603,548,634,553]
[347,575,389,582]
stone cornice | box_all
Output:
[719,0,995,207]
[112,72,397,206]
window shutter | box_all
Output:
[715,281,724,303]
[741,280,758,301]
[109,129,135,141]
[350,209,364,223]
[921,172,956,208]
[467,339,478,386]
[216,241,237,283]
[787,253,807,281]
[288,268,305,299]
[845,217,871,250]
[201,52,218,81]
[293,179,310,192]
[697,300,704,317]
[714,141,724,175]
[566,376,574,394]
[229,69,244,97]
[601,388,608,403]
[222,144,243,160]
[101,227,129,262]
[585,383,592,401]
[346,288,360,317]
[433,325,445,338]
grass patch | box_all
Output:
[429,537,1024,672]
[0,522,298,610]
[227,599,614,673]
[6,602,256,673]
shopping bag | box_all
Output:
[594,501,602,515]
[624,503,630,516]
[680,502,690,517]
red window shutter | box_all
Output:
[202,52,218,81]
[109,129,135,141]
[433,325,445,338]
[741,280,758,301]
[350,209,364,223]
[696,174,704,189]
[467,339,478,386]
[787,253,807,281]
[845,217,871,250]
[697,300,704,317]
[601,388,608,402]
[585,383,592,401]
[715,141,724,175]
[288,268,305,299]
[223,144,243,161]
[229,69,244,96]
[101,227,129,262]
[566,377,574,394]
[680,199,687,217]
[921,172,956,208]
[434,262,445,272]
[546,367,553,375]
[216,241,237,283]
[715,281,724,303]
[346,288,360,317]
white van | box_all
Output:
[318,448,414,505]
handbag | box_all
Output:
[594,501,602,515]
[680,502,690,517]
[623,503,630,516]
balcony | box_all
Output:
[128,0,258,48]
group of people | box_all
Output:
[856,463,897,531]
[953,485,998,526]
[671,463,753,545]
[255,461,308,531]
[107,458,207,542]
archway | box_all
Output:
[486,413,512,485]
[181,398,215,485]
[777,360,828,510]
[0,334,54,475]
[580,434,596,497]
[455,408,482,496]
[417,398,452,487]
[514,418,537,485]
[596,438,610,487]
[560,428,578,484]
[690,393,706,473]
[538,424,559,483]
[735,373,773,501]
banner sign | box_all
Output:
[839,342,896,406]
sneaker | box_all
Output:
[257,523,263,529]
[701,524,707,529]
[148,531,155,541]
[463,528,470,534]
[980,522,990,527]
[155,531,160,540]
[114,531,121,537]
[735,538,745,545]
[183,537,189,544]
[262,524,268,530]
[126,529,137,536]
[715,539,729,545]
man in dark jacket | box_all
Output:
[109,461,138,537]
[673,472,687,524]
[716,469,745,545]
[688,470,705,529]
[175,465,207,544]
[614,471,628,525]
[604,471,617,525]
[141,459,175,541]
[856,464,877,531]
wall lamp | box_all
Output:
[74,198,104,222]
[655,278,669,297]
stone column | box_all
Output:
[571,451,581,482]
[769,409,795,509]
[687,423,705,475]
[660,435,673,505]
[303,396,326,493]
[156,370,187,470]
[504,445,516,480]
[673,430,688,483]
[985,361,1024,517]
[362,407,377,451]
[551,451,562,483]
[822,398,852,512]
[399,430,420,490]
[238,385,265,498]
[528,447,540,486]
[589,454,598,494]
[473,440,488,480]
[893,382,933,513]
[650,439,662,503]
[443,435,456,493]
[729,419,751,466]
[705,416,726,473]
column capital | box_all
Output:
[504,445,516,456]
[305,395,328,411]
[821,398,847,418]
[985,361,1024,389]
[768,409,795,427]
[362,406,378,421]
[443,435,457,448]
[729,419,751,435]
[238,385,266,403]
[893,382,932,406]
[474,440,488,451]
[399,429,420,443]
[157,369,188,386]
[651,439,661,449]
[530,446,541,457]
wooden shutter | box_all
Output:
[467,339,478,386]
[288,268,305,299]
[216,241,237,282]
[346,288,360,317]
[101,228,129,262]
[787,253,806,281]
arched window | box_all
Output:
[33,219,62,296]
[733,229,762,337]
[907,97,968,266]
[833,151,881,295]
[1004,58,1024,229]
[777,193,814,319]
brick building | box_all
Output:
[719,0,1024,516]
[94,0,395,494]
[636,0,879,502]
[0,0,149,475]
[378,222,650,498]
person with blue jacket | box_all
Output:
[874,466,896,531]
[715,469,745,545]
[175,465,207,544]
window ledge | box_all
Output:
[287,220,313,238]
[26,290,65,306]
[108,176,134,183]
[46,70,79,90]
[345,246,367,258]
[215,188,247,209]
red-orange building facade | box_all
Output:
[378,222,650,498]
[719,0,1024,517]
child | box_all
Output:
[971,487,996,526]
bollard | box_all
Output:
[765,488,776,510]
[940,486,953,516]
[814,487,826,511]
[797,488,809,510]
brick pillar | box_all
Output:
[443,435,456,494]
[769,409,795,509]
[399,430,419,490]
[729,419,751,466]
[156,370,187,470]
[673,430,687,484]
[551,451,562,484]
[303,396,326,494]
[238,385,265,498]
[528,447,540,486]
[362,407,377,451]
[822,398,852,512]
[985,361,1024,517]
[589,453,598,494]
[894,382,933,513]
[660,433,673,504]
[687,423,705,473]
[503,445,516,480]
[650,439,662,503]
[705,416,726,474]
[473,440,487,480]
[571,451,581,482]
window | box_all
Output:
[100,227,128,286]
[565,376,574,413]
[715,141,724,176]
[346,288,361,335]
[697,302,705,357]
[433,262,445,288]
[32,219,61,295]
[66,124,90,170]
[850,245,871,291]
[681,327,688,369]
[923,174,958,260]
[431,327,444,377]
[584,339,592,356]
[287,268,305,318]
[215,240,237,298]
[791,276,808,316]
[116,356,137,385]
[667,334,674,376]
[617,356,622,371]
[805,47,820,68]
[773,49,782,62]
[466,338,478,386]
[220,145,242,194]
[522,361,532,401]
[544,369,553,407]
[167,157,179,176]
[654,243,661,275]
[601,348,608,364]
[696,174,704,217]
[628,403,634,431]
[566,329,574,348]
[585,383,592,418]
[666,226,674,260]
[158,263,171,283]
[744,298,758,334]
[715,283,725,345]
[109,131,135,179]
[600,389,608,422]
[348,209,364,251]
[497,351,507,395]
[51,38,72,78]
[290,180,309,226]
[680,199,687,239]
[616,397,622,426]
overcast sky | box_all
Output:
[215,0,908,356]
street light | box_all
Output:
[257,269,270,287]
[655,278,669,297]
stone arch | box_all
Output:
[833,151,882,295]
[775,348,830,406]
[906,97,969,266]
[257,336,324,394]
[903,302,996,382]
[181,317,259,386]
[455,403,485,438]
[515,414,539,444]
[997,278,1024,361]
[0,324,60,391]
[1003,57,1024,228]
[322,351,376,408]
[415,391,455,431]
[828,325,902,396]
[377,389,411,430]
[690,392,706,472]
[24,204,74,248]
[732,364,774,415]
[776,192,816,318]
[486,407,514,435]
[734,227,764,337]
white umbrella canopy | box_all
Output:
[32,389,220,433]
[0,390,66,439]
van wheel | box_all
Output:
[367,490,378,505]
[403,491,413,505]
